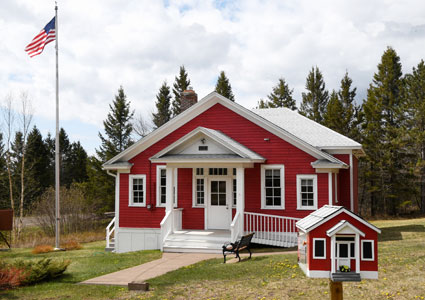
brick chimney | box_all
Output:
[180,87,198,112]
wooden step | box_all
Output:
[331,272,361,282]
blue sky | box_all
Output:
[1,0,425,155]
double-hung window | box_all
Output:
[261,165,285,209]
[129,174,146,207]
[297,174,318,210]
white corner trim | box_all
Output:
[361,240,375,261]
[350,154,354,211]
[296,174,318,210]
[313,238,327,259]
[261,164,285,210]
[128,174,147,207]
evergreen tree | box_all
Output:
[299,66,329,123]
[257,99,268,109]
[64,142,88,186]
[171,66,191,117]
[24,126,50,210]
[261,78,296,110]
[403,60,425,213]
[0,133,9,209]
[152,81,172,129]
[323,91,345,133]
[11,131,24,211]
[215,71,235,101]
[98,86,134,161]
[363,47,404,215]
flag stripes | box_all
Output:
[25,17,56,58]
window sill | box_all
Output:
[313,256,326,260]
[129,204,146,207]
[261,206,285,210]
[297,207,317,210]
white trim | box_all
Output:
[104,92,348,168]
[361,240,375,261]
[326,220,366,237]
[350,154,354,211]
[313,238,326,259]
[304,270,377,279]
[296,174,318,210]
[261,164,285,210]
[156,165,166,207]
[328,172,333,205]
[128,174,146,207]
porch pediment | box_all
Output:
[326,220,365,237]
[150,127,265,163]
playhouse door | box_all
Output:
[337,242,351,270]
[207,179,231,229]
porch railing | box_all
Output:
[244,212,300,247]
[230,211,243,242]
[160,211,173,251]
[106,217,116,249]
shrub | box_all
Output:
[13,258,70,285]
[62,240,82,250]
[32,245,54,254]
[0,264,27,290]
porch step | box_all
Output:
[105,238,115,252]
[163,230,230,253]
[331,272,361,282]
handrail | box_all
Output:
[230,211,242,242]
[106,217,116,249]
[160,210,173,251]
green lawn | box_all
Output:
[1,218,425,299]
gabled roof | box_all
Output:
[296,205,381,234]
[150,126,265,163]
[103,92,356,169]
[252,108,362,149]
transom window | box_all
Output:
[209,168,227,176]
[261,165,285,209]
[129,175,146,207]
[297,174,318,210]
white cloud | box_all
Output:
[1,0,425,153]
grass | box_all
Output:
[1,218,425,299]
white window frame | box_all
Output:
[156,165,167,207]
[313,238,326,259]
[261,164,285,210]
[361,240,374,261]
[297,174,318,210]
[129,174,146,207]
[192,168,206,207]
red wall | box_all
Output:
[334,154,351,210]
[307,211,378,272]
[119,103,343,228]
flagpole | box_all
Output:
[54,1,61,250]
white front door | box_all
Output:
[207,179,231,229]
[336,242,351,270]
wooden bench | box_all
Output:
[222,232,255,263]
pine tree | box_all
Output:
[262,78,296,110]
[323,91,345,133]
[363,47,404,215]
[403,60,425,213]
[0,133,9,209]
[152,81,172,129]
[171,66,191,117]
[215,71,235,101]
[299,66,329,123]
[257,99,268,109]
[64,142,88,186]
[98,86,134,161]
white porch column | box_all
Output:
[355,234,360,274]
[165,166,175,213]
[236,167,245,232]
[331,235,336,274]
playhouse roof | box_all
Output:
[296,205,381,234]
[252,108,362,149]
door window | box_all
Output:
[211,181,226,206]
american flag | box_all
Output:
[25,17,56,58]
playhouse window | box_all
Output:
[313,238,326,259]
[297,175,318,210]
[261,165,285,209]
[129,175,146,207]
[361,240,374,261]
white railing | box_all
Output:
[160,210,173,251]
[230,211,243,242]
[106,217,116,249]
[244,212,300,247]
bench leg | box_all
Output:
[236,250,241,262]
[248,247,252,259]
[223,249,227,263]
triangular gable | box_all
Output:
[296,205,381,234]
[326,220,366,237]
[150,127,265,162]
[103,92,348,169]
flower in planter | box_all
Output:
[339,265,351,272]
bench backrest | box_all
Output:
[237,232,255,248]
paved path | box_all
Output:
[80,251,295,287]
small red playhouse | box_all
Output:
[296,205,381,281]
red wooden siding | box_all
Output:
[119,103,343,228]
[353,156,359,213]
[307,211,378,272]
[334,154,351,210]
